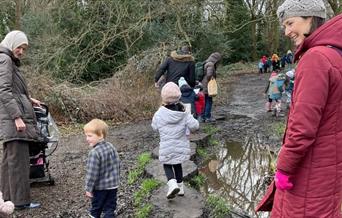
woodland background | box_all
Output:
[0,0,340,123]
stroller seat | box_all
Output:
[29,104,59,186]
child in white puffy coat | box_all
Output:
[152,82,199,199]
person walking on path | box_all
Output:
[154,46,196,88]
[0,30,42,210]
[256,0,342,217]
[151,82,199,199]
[84,119,120,218]
[201,52,221,122]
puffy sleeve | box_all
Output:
[0,55,22,119]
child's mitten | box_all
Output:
[275,170,293,190]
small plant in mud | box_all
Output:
[189,174,206,190]
[134,179,161,217]
[202,125,219,136]
[135,203,153,218]
[128,152,152,185]
[206,194,231,218]
[209,138,219,146]
[197,147,208,158]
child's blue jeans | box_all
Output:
[204,94,213,119]
[90,188,117,218]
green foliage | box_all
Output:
[197,147,208,158]
[189,174,206,190]
[224,0,253,63]
[127,152,152,185]
[134,178,160,217]
[135,203,153,218]
[134,178,161,206]
[138,152,152,168]
[207,194,231,218]
[202,125,219,136]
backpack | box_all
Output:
[195,61,205,81]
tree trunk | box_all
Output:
[15,0,22,29]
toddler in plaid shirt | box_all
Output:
[84,119,120,218]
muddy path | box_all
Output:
[6,72,284,217]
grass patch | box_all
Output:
[197,147,208,158]
[207,194,231,218]
[202,125,219,135]
[135,203,153,218]
[127,152,152,185]
[209,138,219,146]
[134,179,161,217]
[189,174,206,190]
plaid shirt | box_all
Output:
[85,141,120,192]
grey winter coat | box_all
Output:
[202,52,222,94]
[0,46,39,142]
[151,106,199,164]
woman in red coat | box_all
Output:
[257,0,342,217]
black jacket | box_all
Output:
[155,51,195,87]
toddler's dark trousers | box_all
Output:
[90,188,117,218]
[163,164,183,183]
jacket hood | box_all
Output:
[295,14,342,61]
[170,50,194,62]
[0,46,20,66]
[158,106,187,124]
[206,52,222,64]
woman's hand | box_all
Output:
[86,191,93,198]
[30,97,42,107]
[15,117,26,132]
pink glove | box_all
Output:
[275,171,293,190]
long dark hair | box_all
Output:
[303,16,325,37]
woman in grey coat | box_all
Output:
[0,30,41,209]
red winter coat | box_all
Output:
[257,14,342,217]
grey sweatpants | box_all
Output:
[0,140,30,205]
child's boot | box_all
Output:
[177,182,184,196]
[167,179,180,199]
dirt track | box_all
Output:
[5,72,284,217]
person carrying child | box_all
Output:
[84,119,120,218]
[152,82,199,199]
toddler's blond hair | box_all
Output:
[84,119,108,138]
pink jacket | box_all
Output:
[258,14,342,217]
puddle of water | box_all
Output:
[199,135,275,218]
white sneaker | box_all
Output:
[166,179,180,199]
[177,182,184,196]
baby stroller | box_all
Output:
[29,104,59,186]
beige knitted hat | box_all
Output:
[161,82,181,104]
[277,0,326,23]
